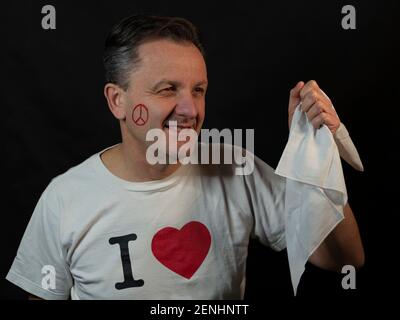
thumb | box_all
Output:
[288,81,305,113]
[288,81,304,128]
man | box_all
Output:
[6,15,364,299]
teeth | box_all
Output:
[164,125,193,129]
[163,123,195,131]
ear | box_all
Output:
[104,83,127,120]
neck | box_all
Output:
[101,135,181,183]
[121,141,181,181]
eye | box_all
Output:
[194,87,205,95]
[159,86,175,93]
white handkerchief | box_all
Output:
[275,104,347,295]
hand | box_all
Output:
[288,80,340,134]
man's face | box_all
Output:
[121,39,208,155]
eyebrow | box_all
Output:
[150,79,208,92]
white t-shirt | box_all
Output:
[6,144,286,299]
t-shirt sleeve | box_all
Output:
[243,154,287,251]
[6,185,72,300]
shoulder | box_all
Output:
[41,151,102,208]
[50,153,98,189]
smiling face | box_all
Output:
[118,39,208,158]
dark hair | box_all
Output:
[103,14,205,90]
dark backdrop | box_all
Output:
[1,0,398,300]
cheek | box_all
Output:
[199,103,206,116]
[131,104,149,126]
[198,101,206,119]
[148,100,178,125]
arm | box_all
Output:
[308,203,365,271]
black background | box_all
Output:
[0,0,398,301]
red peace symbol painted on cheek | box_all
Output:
[132,104,149,126]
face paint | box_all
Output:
[132,104,149,126]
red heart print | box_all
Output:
[151,221,211,279]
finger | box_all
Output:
[306,101,325,121]
[301,90,319,113]
[307,99,336,119]
[300,80,319,100]
[310,112,327,129]
[288,81,305,113]
[302,91,333,115]
[311,112,340,133]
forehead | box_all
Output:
[133,39,207,82]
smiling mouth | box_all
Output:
[163,121,196,131]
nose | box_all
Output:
[174,92,198,119]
